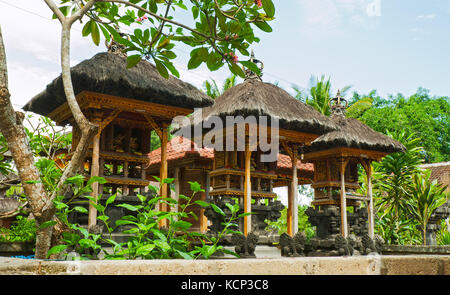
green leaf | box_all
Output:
[240,61,261,76]
[237,212,253,218]
[200,244,217,258]
[116,203,142,212]
[261,0,275,18]
[188,181,204,193]
[253,21,273,32]
[97,215,109,223]
[24,180,40,184]
[74,206,88,214]
[177,250,193,260]
[188,47,208,69]
[89,201,105,213]
[155,59,169,79]
[106,194,117,206]
[171,220,192,231]
[192,5,199,19]
[76,226,89,239]
[211,204,225,216]
[136,244,155,256]
[161,50,177,59]
[136,194,146,203]
[154,240,171,252]
[82,20,92,37]
[86,176,107,186]
[163,61,180,78]
[38,220,57,230]
[46,245,68,258]
[187,54,203,70]
[163,178,175,184]
[194,200,210,207]
[127,54,142,68]
[90,20,100,46]
[64,175,84,186]
[115,219,137,226]
[228,63,245,78]
[222,248,240,258]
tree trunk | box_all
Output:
[0,25,56,259]
[423,227,427,246]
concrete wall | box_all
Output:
[0,255,448,275]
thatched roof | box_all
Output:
[307,114,406,154]
[23,52,214,117]
[178,78,337,135]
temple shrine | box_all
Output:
[22,47,405,256]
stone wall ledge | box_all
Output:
[0,255,448,275]
[382,245,450,255]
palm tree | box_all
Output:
[203,75,238,99]
[293,75,352,116]
[373,130,425,221]
[371,130,425,244]
[406,171,448,245]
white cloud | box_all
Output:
[297,0,376,35]
[417,14,436,20]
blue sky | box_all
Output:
[1,0,450,111]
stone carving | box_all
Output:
[334,235,354,256]
[360,233,378,255]
[279,232,307,257]
[374,234,384,254]
[231,232,259,258]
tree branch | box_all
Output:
[99,0,218,40]
[148,0,172,48]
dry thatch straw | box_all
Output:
[179,78,338,135]
[23,52,213,117]
[308,114,406,154]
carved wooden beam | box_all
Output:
[97,109,121,134]
[280,141,294,161]
[142,113,163,139]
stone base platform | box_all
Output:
[0,255,448,275]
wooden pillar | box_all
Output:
[243,139,252,236]
[340,158,348,237]
[287,149,298,236]
[365,161,374,239]
[88,131,101,230]
[174,167,180,215]
[122,161,129,195]
[203,171,210,233]
[159,125,169,227]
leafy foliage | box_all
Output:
[358,88,450,163]
[203,75,238,98]
[265,205,315,240]
[0,216,36,243]
[405,170,448,245]
[293,75,352,116]
[56,0,276,78]
[48,178,244,260]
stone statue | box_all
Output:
[279,232,307,257]
[231,232,259,258]
[334,235,354,256]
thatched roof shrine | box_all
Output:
[306,94,405,155]
[187,78,337,136]
[23,52,214,117]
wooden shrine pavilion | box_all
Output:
[23,49,213,229]
[304,92,405,240]
[146,135,314,233]
[176,54,338,237]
